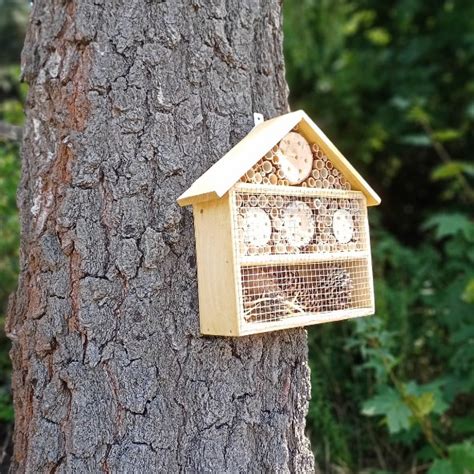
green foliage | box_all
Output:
[429,442,474,474]
[0,0,28,66]
[285,0,474,471]
[0,0,25,441]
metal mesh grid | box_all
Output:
[240,259,372,323]
[233,185,368,259]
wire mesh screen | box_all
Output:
[240,259,372,323]
[230,184,373,327]
[233,185,368,259]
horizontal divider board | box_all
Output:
[233,182,366,199]
[239,250,369,267]
[240,307,374,335]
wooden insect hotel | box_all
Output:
[177,110,381,336]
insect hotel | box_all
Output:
[177,110,381,336]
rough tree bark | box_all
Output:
[6,1,315,472]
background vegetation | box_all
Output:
[284,0,474,472]
[0,0,472,472]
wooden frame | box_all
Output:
[193,184,375,336]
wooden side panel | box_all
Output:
[363,197,376,313]
[193,195,240,336]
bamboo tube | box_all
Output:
[267,195,276,207]
[316,150,323,159]
[320,168,328,179]
[281,179,289,186]
[275,196,284,208]
[328,175,335,185]
[265,151,273,159]
[248,195,258,207]
[326,161,333,170]
[262,160,272,174]
[322,179,329,188]
[254,173,262,184]
[258,195,268,207]
[315,179,323,188]
[269,173,278,185]
[277,168,285,179]
[247,245,258,256]
[271,153,280,165]
[272,145,278,153]
[322,155,328,162]
[307,177,316,187]
[301,182,308,187]
[275,243,286,254]
[340,176,346,186]
[332,168,340,177]
[345,182,351,190]
[311,143,320,153]
[312,169,320,179]
[315,160,324,170]
[246,169,255,180]
[313,198,322,209]
[334,182,342,190]
[270,207,279,219]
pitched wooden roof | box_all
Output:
[177,110,381,207]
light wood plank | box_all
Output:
[193,194,240,336]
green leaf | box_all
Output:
[366,27,391,46]
[429,442,474,474]
[431,129,463,142]
[461,278,474,304]
[362,388,412,434]
[422,214,473,240]
[452,416,474,435]
[449,442,474,472]
[429,459,455,474]
[431,162,474,181]
[399,134,432,146]
[407,391,435,417]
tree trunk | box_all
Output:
[6,1,315,472]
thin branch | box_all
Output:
[0,121,23,142]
